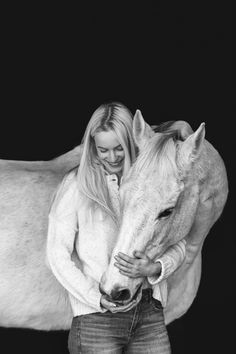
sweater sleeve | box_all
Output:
[46,171,104,312]
[147,239,186,285]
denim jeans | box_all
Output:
[68,289,171,354]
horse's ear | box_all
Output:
[178,123,205,167]
[133,110,155,149]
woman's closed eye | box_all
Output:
[98,145,123,153]
[99,148,108,153]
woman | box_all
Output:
[47,102,186,353]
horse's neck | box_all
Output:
[199,140,228,195]
[191,139,228,224]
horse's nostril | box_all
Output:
[111,288,131,302]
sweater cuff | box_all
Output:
[148,256,173,285]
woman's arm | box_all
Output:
[147,239,186,284]
[47,215,103,311]
[46,171,104,311]
[114,239,186,284]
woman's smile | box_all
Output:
[106,159,123,167]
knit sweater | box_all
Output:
[46,169,186,317]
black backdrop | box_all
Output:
[0,2,233,354]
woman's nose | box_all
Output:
[108,150,116,162]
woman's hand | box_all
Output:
[100,296,117,312]
[100,295,138,313]
[114,251,162,278]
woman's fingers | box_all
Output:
[116,253,135,264]
[114,264,140,278]
[110,299,138,313]
[114,257,133,268]
[114,253,144,278]
[114,262,130,271]
[100,296,117,310]
[101,295,138,313]
[114,263,136,276]
[119,270,138,278]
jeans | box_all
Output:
[68,289,171,354]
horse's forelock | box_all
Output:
[131,131,179,179]
[153,121,191,141]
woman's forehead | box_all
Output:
[94,130,121,148]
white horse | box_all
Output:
[0,112,228,330]
[100,111,228,324]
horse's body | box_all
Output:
[0,116,228,330]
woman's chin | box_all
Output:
[107,168,122,175]
[105,163,123,175]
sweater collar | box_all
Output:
[106,174,123,187]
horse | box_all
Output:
[0,112,228,330]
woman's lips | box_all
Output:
[106,160,123,167]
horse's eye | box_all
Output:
[158,208,174,219]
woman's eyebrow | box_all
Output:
[97,144,122,149]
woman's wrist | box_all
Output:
[149,261,162,277]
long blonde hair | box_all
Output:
[77,102,136,222]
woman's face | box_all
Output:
[94,130,125,175]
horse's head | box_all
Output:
[100,111,206,305]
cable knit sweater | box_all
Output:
[47,169,186,317]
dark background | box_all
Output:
[0,2,233,353]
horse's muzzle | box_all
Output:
[99,283,142,306]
